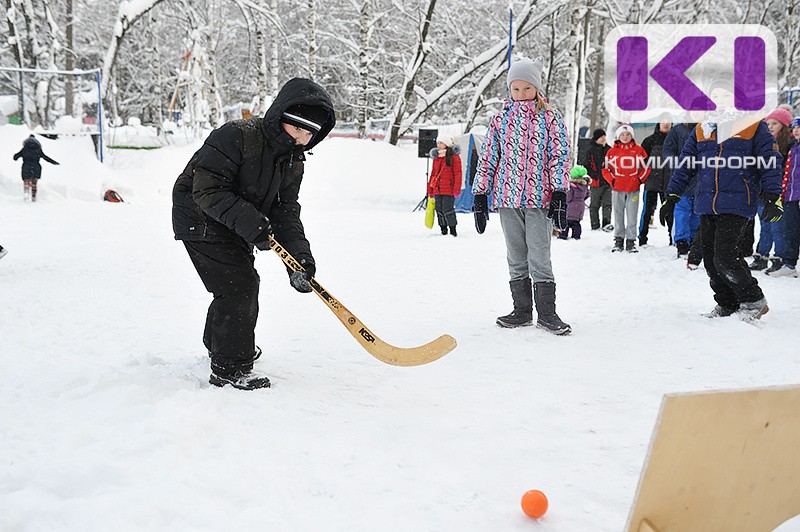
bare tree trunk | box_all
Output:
[307,0,317,80]
[781,0,800,92]
[563,1,591,162]
[387,0,437,144]
[4,0,25,68]
[588,21,604,133]
[269,0,279,96]
[407,0,560,140]
[356,0,369,138]
[65,0,74,117]
[255,7,268,112]
[100,0,168,101]
[5,0,27,122]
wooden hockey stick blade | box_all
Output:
[268,236,456,366]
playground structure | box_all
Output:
[0,66,104,162]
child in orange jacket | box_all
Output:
[602,124,651,252]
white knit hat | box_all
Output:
[506,57,544,91]
[438,135,456,147]
[615,124,635,140]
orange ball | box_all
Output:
[521,489,548,518]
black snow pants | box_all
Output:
[183,241,260,376]
[700,214,764,309]
[435,194,457,229]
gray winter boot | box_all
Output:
[534,282,572,335]
[496,278,533,328]
[737,297,769,321]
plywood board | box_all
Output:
[626,386,800,532]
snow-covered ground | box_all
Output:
[2,124,799,531]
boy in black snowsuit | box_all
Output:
[13,134,59,202]
[172,78,335,390]
[581,129,612,230]
[639,121,671,246]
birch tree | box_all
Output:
[100,0,168,102]
[562,1,592,162]
[307,0,317,80]
[386,0,437,144]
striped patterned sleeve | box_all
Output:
[472,116,501,195]
[546,110,571,191]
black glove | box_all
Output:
[547,190,568,232]
[659,194,680,226]
[761,194,784,223]
[253,220,273,251]
[472,194,489,234]
[289,257,316,293]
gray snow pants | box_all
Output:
[498,207,555,283]
[612,190,641,241]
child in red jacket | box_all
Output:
[427,135,463,236]
[602,124,650,252]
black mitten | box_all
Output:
[761,193,784,223]
[547,191,568,231]
[289,257,316,293]
[659,194,680,226]
[472,194,489,234]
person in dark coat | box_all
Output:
[172,78,335,390]
[666,118,783,320]
[662,122,698,257]
[638,121,671,246]
[13,135,59,202]
[581,128,612,230]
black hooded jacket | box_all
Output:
[13,136,59,179]
[172,78,335,264]
[641,124,670,192]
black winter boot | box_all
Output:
[625,239,638,253]
[534,282,571,335]
[441,226,448,235]
[496,278,533,328]
[676,239,690,257]
[765,257,783,274]
[449,226,457,237]
[210,370,271,390]
[611,237,624,252]
[748,254,768,270]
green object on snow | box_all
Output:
[570,165,587,178]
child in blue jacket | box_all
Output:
[666,118,783,319]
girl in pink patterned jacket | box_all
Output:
[471,57,572,335]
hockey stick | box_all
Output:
[268,236,456,366]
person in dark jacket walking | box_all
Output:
[581,128,612,231]
[666,118,783,320]
[639,121,672,246]
[172,78,335,390]
[13,134,59,202]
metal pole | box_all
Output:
[19,71,28,127]
[96,70,104,163]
